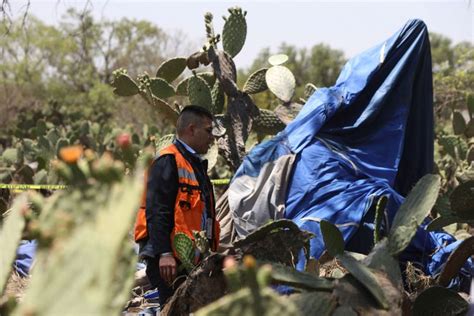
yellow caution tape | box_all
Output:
[0,179,230,191]
[0,184,67,190]
[211,179,231,185]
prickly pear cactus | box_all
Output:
[208,47,239,98]
[253,108,286,136]
[111,70,140,97]
[222,7,247,58]
[243,68,268,94]
[109,6,303,173]
[412,286,468,316]
[150,78,175,99]
[374,195,388,243]
[449,180,474,219]
[452,111,467,135]
[193,230,210,257]
[320,220,344,257]
[289,291,336,316]
[151,96,179,122]
[174,232,196,272]
[265,65,296,103]
[13,171,143,316]
[438,135,468,161]
[211,81,225,114]
[438,236,474,287]
[156,57,187,83]
[268,54,289,66]
[269,262,333,291]
[234,219,313,266]
[196,257,299,316]
[320,220,389,310]
[388,174,441,255]
[188,75,213,112]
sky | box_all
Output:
[6,0,474,69]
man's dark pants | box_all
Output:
[145,256,186,308]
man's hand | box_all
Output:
[159,254,177,284]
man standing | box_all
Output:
[135,105,220,308]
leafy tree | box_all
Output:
[0,9,193,134]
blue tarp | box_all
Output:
[14,240,37,277]
[230,19,473,288]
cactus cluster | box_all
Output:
[0,143,149,315]
[110,6,316,171]
[431,93,474,228]
[0,111,189,217]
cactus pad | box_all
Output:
[438,236,474,287]
[208,47,239,97]
[289,291,337,315]
[15,174,143,315]
[188,75,213,112]
[156,57,187,83]
[412,286,468,316]
[320,220,345,257]
[450,180,474,220]
[149,78,175,99]
[176,73,215,97]
[253,108,286,136]
[388,174,441,255]
[152,96,179,122]
[465,119,474,138]
[112,74,140,97]
[338,253,390,309]
[211,80,225,114]
[222,7,247,58]
[269,263,333,291]
[176,76,190,96]
[268,54,289,66]
[198,71,217,88]
[243,68,268,94]
[452,111,467,135]
[438,135,468,160]
[265,65,296,103]
[234,219,314,266]
[364,240,403,285]
[173,232,195,271]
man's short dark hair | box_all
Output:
[176,105,213,135]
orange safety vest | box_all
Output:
[134,143,220,254]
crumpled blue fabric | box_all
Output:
[232,19,473,288]
[14,240,37,277]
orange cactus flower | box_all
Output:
[59,145,83,164]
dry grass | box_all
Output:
[405,261,435,298]
[0,271,30,307]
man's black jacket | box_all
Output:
[142,140,214,258]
